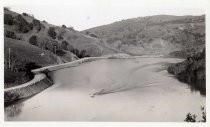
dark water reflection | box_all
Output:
[176,76,206,96]
[5,101,24,118]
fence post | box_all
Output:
[8,48,11,69]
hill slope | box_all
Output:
[84,15,205,57]
[4,8,118,87]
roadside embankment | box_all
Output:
[4,73,53,103]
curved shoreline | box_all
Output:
[4,55,167,103]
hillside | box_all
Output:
[4,8,118,87]
[84,15,205,57]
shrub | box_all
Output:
[38,38,58,53]
[62,25,66,28]
[14,14,33,33]
[48,27,56,39]
[46,40,58,53]
[56,49,66,56]
[184,106,206,122]
[85,31,90,35]
[72,49,80,57]
[68,26,75,31]
[22,13,28,16]
[4,14,14,25]
[33,19,43,32]
[58,35,63,40]
[23,62,41,79]
[89,33,98,38]
[29,35,38,46]
[4,7,11,11]
[70,48,88,58]
[5,31,16,39]
[61,40,68,50]
[79,50,87,58]
[67,44,74,52]
[58,28,66,40]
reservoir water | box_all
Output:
[5,58,205,121]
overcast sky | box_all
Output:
[3,0,207,31]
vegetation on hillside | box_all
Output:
[167,48,205,95]
[4,8,117,88]
[84,15,205,56]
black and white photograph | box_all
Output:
[1,0,209,126]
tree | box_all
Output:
[5,31,16,39]
[79,50,86,58]
[4,7,11,11]
[48,27,56,39]
[22,13,28,16]
[62,25,66,28]
[89,33,98,38]
[14,14,33,33]
[23,62,41,79]
[4,14,14,25]
[61,40,68,50]
[33,19,44,32]
[29,35,38,46]
[72,49,79,57]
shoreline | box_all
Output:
[4,55,174,103]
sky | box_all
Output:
[3,0,207,31]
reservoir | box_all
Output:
[5,57,205,121]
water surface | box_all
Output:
[5,58,205,121]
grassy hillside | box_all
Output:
[84,15,205,57]
[4,8,118,57]
[4,8,118,87]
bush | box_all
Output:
[56,49,66,56]
[184,106,206,122]
[85,31,90,35]
[4,14,14,25]
[4,7,10,11]
[22,13,28,16]
[72,48,80,57]
[67,26,75,31]
[29,35,38,46]
[58,35,63,40]
[33,19,44,32]
[61,40,68,50]
[48,27,56,39]
[5,31,16,39]
[62,25,66,28]
[14,14,33,33]
[23,62,41,79]
[71,48,89,58]
[78,50,87,58]
[89,33,98,38]
[38,38,59,53]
